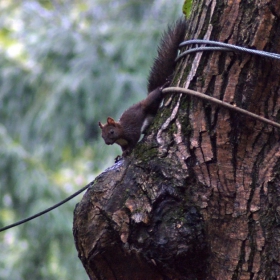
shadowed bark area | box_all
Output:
[73,0,280,279]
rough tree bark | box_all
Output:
[73,1,280,279]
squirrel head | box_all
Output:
[98,117,123,145]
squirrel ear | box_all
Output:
[98,122,104,129]
[107,117,116,125]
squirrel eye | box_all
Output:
[109,129,114,135]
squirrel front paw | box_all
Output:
[114,155,123,163]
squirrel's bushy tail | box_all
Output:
[147,18,187,93]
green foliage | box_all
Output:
[183,0,193,17]
[0,0,185,279]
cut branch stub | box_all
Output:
[73,159,208,280]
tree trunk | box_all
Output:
[73,1,280,279]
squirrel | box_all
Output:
[98,18,187,157]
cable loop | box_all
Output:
[178,39,280,61]
[173,40,280,128]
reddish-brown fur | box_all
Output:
[99,18,187,156]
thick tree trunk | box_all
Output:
[73,0,280,279]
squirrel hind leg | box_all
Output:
[141,114,155,133]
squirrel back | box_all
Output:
[99,18,187,157]
[147,18,187,93]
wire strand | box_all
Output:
[179,39,280,60]
[163,87,280,130]
[0,183,91,232]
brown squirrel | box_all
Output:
[99,18,187,156]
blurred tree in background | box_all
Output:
[0,0,184,279]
